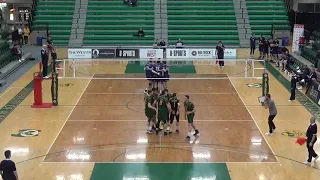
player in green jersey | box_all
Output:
[145,90,157,133]
[184,95,199,139]
[156,90,171,135]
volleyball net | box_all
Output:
[56,59,266,80]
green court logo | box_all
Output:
[59,83,74,87]
[11,129,41,137]
[247,83,262,88]
[281,130,305,138]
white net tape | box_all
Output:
[55,59,266,80]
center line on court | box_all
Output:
[83,92,238,95]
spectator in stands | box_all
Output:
[137,28,144,37]
[23,26,30,45]
[258,34,264,59]
[279,46,289,72]
[263,38,270,60]
[131,0,137,7]
[249,34,256,57]
[305,66,317,94]
[153,39,160,48]
[46,36,54,53]
[216,41,225,68]
[159,39,166,54]
[17,25,23,45]
[270,37,280,66]
[176,38,184,48]
[11,44,22,62]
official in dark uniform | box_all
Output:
[41,44,49,79]
[169,93,180,133]
[249,34,256,56]
[216,41,225,68]
[289,74,297,101]
[304,116,319,166]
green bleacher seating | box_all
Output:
[246,0,290,37]
[84,0,155,46]
[0,38,13,69]
[33,0,76,46]
[301,46,318,65]
[167,0,239,46]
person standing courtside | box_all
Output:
[0,150,19,180]
[41,45,49,79]
[304,116,319,166]
[263,94,277,136]
[289,74,297,101]
[216,41,225,68]
[249,34,256,57]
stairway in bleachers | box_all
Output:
[167,0,239,46]
[33,0,76,46]
[246,0,290,38]
[84,0,155,46]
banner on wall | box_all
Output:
[92,49,115,59]
[189,49,213,58]
[115,49,139,58]
[139,49,163,59]
[212,48,237,59]
[166,49,190,58]
[292,24,304,53]
[68,49,92,59]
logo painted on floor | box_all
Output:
[281,130,306,138]
[59,83,74,87]
[247,83,262,88]
[11,129,41,137]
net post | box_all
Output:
[245,59,248,78]
[73,59,76,78]
[63,59,66,77]
[252,59,255,78]
[31,72,52,108]
[262,72,269,96]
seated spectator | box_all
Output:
[11,44,22,61]
[176,38,184,48]
[153,39,160,48]
[137,28,144,37]
[279,46,290,72]
[159,39,166,47]
[131,0,137,7]
[304,66,317,93]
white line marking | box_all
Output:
[0,87,23,99]
[41,75,94,163]
[83,92,237,95]
[40,161,279,164]
[227,75,280,163]
[67,120,254,122]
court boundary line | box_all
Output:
[83,92,238,95]
[41,75,94,163]
[0,87,24,99]
[40,161,279,164]
[67,119,254,122]
[227,75,280,163]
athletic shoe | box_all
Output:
[314,156,319,162]
[147,130,153,134]
[265,132,272,136]
[186,136,190,139]
[193,130,199,136]
[164,132,168,136]
[169,131,172,134]
[272,128,276,133]
[303,161,311,166]
[176,130,179,133]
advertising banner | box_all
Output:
[212,48,237,59]
[92,49,115,59]
[68,49,92,59]
[139,49,163,59]
[189,49,213,58]
[306,81,320,106]
[292,24,304,53]
[116,49,139,58]
[166,49,190,59]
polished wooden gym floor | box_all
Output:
[0,59,319,179]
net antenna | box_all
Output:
[57,58,266,80]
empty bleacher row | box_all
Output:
[167,0,239,46]
[246,0,290,38]
[84,0,155,46]
[0,33,14,69]
[33,0,75,46]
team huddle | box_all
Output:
[144,86,199,139]
[144,59,169,91]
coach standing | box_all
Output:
[41,44,49,79]
[264,94,277,136]
[289,74,297,101]
[0,150,18,180]
[249,34,256,57]
[216,41,225,68]
[304,116,319,166]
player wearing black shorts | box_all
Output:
[169,93,180,133]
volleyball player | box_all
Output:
[145,90,157,134]
[162,61,169,89]
[184,95,199,139]
[169,93,180,133]
[144,61,153,86]
[156,90,171,135]
[154,60,163,91]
